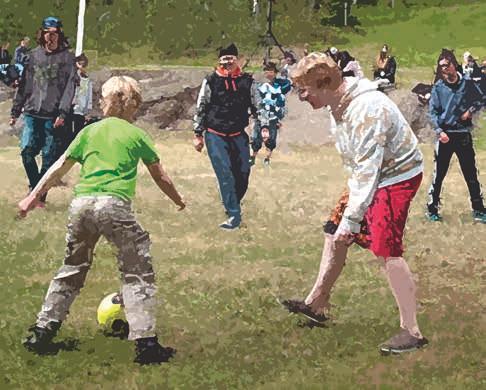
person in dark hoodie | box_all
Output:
[9,16,77,208]
[426,48,486,222]
[193,43,262,230]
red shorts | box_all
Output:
[363,173,422,258]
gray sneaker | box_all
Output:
[380,328,428,355]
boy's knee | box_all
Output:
[53,263,90,288]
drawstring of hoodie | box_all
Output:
[223,78,238,91]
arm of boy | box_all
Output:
[17,153,76,218]
[338,108,388,241]
[145,162,185,211]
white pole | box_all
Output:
[344,2,348,26]
[75,0,86,56]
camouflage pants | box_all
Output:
[37,196,157,340]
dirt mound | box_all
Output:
[0,68,434,143]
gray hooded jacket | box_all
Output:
[11,45,77,119]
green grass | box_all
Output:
[0,132,485,389]
[91,2,486,72]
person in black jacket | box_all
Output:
[193,43,262,230]
[373,44,397,84]
[9,16,77,207]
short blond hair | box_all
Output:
[290,51,342,90]
[101,76,142,117]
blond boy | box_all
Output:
[19,76,185,365]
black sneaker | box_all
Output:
[380,328,429,355]
[279,298,327,324]
[134,336,176,365]
[23,321,62,355]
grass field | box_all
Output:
[0,128,485,389]
[1,2,486,387]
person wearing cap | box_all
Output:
[193,43,262,230]
[373,44,397,84]
[250,61,291,166]
[426,48,486,223]
[14,36,31,65]
[9,16,77,208]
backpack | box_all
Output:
[0,64,21,87]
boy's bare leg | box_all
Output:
[382,256,423,338]
[304,233,349,314]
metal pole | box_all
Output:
[267,0,272,34]
[344,2,347,27]
[75,0,86,56]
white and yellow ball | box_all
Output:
[97,292,126,331]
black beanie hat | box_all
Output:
[219,43,238,58]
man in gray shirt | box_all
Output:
[10,16,77,207]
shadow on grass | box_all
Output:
[28,337,80,356]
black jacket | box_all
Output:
[194,71,261,135]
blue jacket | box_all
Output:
[429,74,483,134]
[257,77,292,126]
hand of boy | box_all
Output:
[54,117,65,128]
[261,127,270,142]
[17,194,39,218]
[193,135,205,152]
[175,197,186,211]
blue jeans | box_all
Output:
[205,131,251,220]
[20,115,63,199]
[251,119,279,152]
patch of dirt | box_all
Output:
[0,68,434,143]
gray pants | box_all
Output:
[37,196,157,340]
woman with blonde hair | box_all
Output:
[18,75,186,365]
[280,52,428,355]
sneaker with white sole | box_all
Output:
[279,298,327,324]
[380,328,428,355]
[219,215,241,230]
[472,209,486,224]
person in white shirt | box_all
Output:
[280,51,428,355]
[71,53,93,139]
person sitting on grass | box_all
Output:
[250,61,291,166]
[280,52,428,356]
[18,75,186,365]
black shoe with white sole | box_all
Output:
[279,298,328,324]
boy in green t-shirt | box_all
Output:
[18,76,185,365]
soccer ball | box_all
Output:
[97,292,129,338]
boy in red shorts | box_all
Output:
[280,52,428,355]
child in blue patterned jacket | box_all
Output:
[250,62,291,166]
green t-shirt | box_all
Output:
[66,117,160,200]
